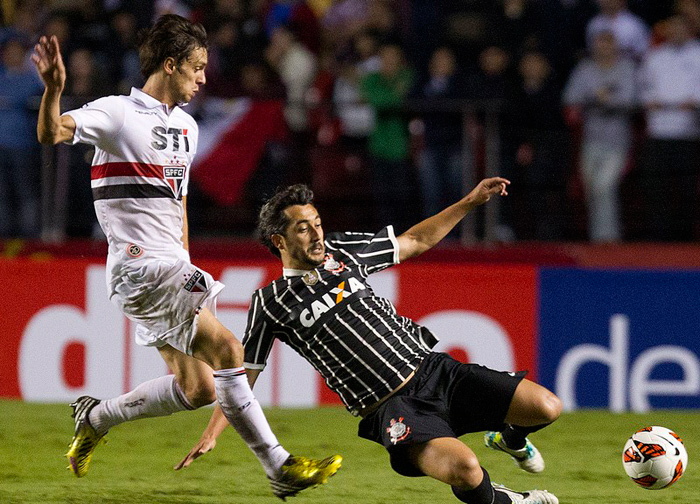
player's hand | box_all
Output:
[174,437,217,470]
[31,35,66,92]
[468,177,510,206]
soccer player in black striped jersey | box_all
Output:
[179,179,563,504]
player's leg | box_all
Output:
[501,379,561,453]
[434,357,559,475]
[158,344,216,407]
[504,379,562,428]
[85,345,213,435]
[406,438,496,501]
[189,307,291,476]
[485,379,562,473]
[66,344,212,477]
[404,438,558,504]
[190,308,341,498]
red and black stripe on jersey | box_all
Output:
[91,162,184,201]
[242,227,438,415]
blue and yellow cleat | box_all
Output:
[484,431,545,473]
[66,396,107,477]
[269,454,342,500]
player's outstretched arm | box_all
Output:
[175,369,262,469]
[396,177,509,262]
[174,404,229,470]
[32,35,76,144]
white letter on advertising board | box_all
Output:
[630,346,700,412]
[555,314,629,412]
[19,266,125,401]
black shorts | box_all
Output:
[357,352,526,477]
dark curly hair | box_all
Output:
[137,14,208,79]
[257,184,315,257]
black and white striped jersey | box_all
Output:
[242,226,438,415]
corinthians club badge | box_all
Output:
[324,257,340,271]
[387,417,411,445]
[302,270,319,286]
[323,253,347,274]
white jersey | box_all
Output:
[63,88,197,269]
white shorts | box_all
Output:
[110,258,224,355]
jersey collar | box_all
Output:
[130,87,178,111]
[283,268,312,278]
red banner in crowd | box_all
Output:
[192,99,287,206]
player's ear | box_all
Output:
[271,234,285,252]
[164,57,177,75]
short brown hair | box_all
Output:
[257,185,315,257]
[138,14,208,79]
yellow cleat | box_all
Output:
[269,454,342,500]
[65,396,107,477]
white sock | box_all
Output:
[213,367,290,478]
[88,375,195,434]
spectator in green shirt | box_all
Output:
[361,43,416,231]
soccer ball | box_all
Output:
[622,426,688,490]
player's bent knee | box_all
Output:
[229,336,244,359]
[194,328,244,370]
[215,335,243,368]
[539,391,563,424]
[447,453,482,488]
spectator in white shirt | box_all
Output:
[564,31,636,242]
[265,25,318,133]
[333,30,380,141]
[638,14,700,241]
[265,25,318,181]
[586,0,650,61]
[639,16,700,141]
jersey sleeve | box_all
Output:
[242,290,276,370]
[325,225,400,275]
[62,96,126,147]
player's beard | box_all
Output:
[293,244,325,269]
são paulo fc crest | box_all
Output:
[183,269,208,293]
[387,417,411,445]
[163,165,185,199]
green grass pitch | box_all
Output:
[0,400,698,503]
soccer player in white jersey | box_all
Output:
[178,179,563,504]
[32,14,340,499]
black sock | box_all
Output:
[452,467,511,504]
[501,423,551,450]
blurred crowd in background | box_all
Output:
[1,0,700,243]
